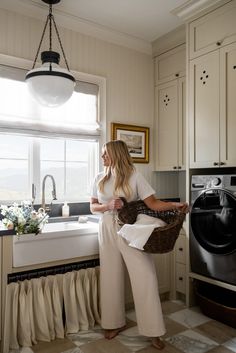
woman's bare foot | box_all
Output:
[152,337,165,350]
[104,325,127,339]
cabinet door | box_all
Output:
[176,263,186,294]
[175,234,186,265]
[220,42,236,167]
[189,1,236,59]
[189,51,220,168]
[178,77,186,170]
[156,80,179,171]
[155,45,186,85]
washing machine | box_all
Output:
[190,174,236,285]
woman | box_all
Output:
[90,140,188,350]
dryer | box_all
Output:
[190,175,236,285]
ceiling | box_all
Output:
[0,0,188,53]
[51,0,187,42]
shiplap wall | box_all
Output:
[0,7,180,195]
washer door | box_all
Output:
[191,189,236,254]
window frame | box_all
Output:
[0,54,106,204]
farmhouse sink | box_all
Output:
[13,219,99,267]
[48,214,100,223]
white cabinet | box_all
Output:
[154,45,186,171]
[155,77,186,171]
[189,41,236,168]
[189,0,236,60]
[174,231,186,295]
[155,45,186,85]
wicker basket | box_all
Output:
[117,198,186,254]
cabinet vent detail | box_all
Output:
[163,94,170,106]
[200,70,209,85]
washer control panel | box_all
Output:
[191,175,236,193]
[211,177,222,187]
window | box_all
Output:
[0,135,30,201]
[0,135,98,202]
[39,137,98,202]
[0,59,105,204]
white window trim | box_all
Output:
[0,53,107,203]
[0,53,106,171]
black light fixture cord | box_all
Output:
[32,15,49,69]
[51,14,70,71]
[31,2,70,71]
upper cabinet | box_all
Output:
[189,3,236,168]
[156,78,186,171]
[189,1,236,59]
[154,45,186,171]
[155,45,186,85]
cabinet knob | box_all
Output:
[220,162,226,165]
[178,277,183,281]
[173,166,177,169]
[178,166,182,169]
[213,162,219,166]
[216,41,222,46]
[178,247,183,251]
[175,73,179,77]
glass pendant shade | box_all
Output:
[25,0,75,108]
[26,51,75,107]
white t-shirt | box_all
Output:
[91,171,155,204]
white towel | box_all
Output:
[117,213,167,250]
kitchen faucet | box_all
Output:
[41,174,57,212]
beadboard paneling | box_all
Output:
[0,8,155,176]
[152,171,180,199]
[0,9,153,129]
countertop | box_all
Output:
[0,214,101,237]
[0,198,180,237]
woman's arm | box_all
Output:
[143,194,189,213]
[90,197,124,214]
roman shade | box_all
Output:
[0,64,100,139]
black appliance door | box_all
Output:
[191,189,236,254]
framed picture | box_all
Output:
[111,123,149,163]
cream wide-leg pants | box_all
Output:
[98,213,166,337]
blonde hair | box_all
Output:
[99,140,135,199]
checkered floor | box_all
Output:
[10,300,236,353]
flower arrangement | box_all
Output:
[0,201,49,236]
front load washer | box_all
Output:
[190,175,236,285]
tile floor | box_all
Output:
[10,300,236,353]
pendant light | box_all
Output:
[25,0,75,108]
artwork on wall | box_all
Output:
[111,122,149,163]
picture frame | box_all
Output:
[111,123,149,163]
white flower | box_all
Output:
[17,216,26,225]
[0,205,8,216]
[0,201,49,235]
[2,219,14,230]
[31,211,38,220]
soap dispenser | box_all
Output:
[62,202,70,217]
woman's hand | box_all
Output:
[90,197,124,213]
[107,198,124,211]
[174,202,189,214]
[144,195,190,213]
